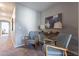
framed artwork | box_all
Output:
[45,13,62,29]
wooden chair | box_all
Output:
[45,33,72,56]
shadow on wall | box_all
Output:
[15,21,28,47]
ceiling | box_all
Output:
[0,2,15,19]
[18,2,58,12]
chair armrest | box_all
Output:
[46,45,68,51]
[45,39,54,42]
[45,45,68,56]
[24,36,29,39]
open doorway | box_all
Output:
[0,21,10,39]
[0,21,10,47]
[0,21,10,36]
[0,2,15,49]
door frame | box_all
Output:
[0,20,10,37]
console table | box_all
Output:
[42,28,61,45]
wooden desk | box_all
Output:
[42,28,61,46]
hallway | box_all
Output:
[0,35,14,50]
[0,2,15,52]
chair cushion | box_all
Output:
[47,47,64,56]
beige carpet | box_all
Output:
[0,45,45,56]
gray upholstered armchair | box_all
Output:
[27,31,39,48]
[45,33,72,56]
[28,31,39,45]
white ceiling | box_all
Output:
[18,2,57,12]
[0,3,15,19]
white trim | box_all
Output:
[14,44,25,48]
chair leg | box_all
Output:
[45,46,48,56]
[34,43,37,49]
[55,41,57,45]
[64,51,67,56]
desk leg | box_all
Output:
[55,41,57,45]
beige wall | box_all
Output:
[78,3,79,55]
[40,2,78,55]
[41,2,78,36]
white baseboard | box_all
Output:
[14,44,25,48]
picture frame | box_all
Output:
[45,13,62,29]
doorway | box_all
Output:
[0,21,9,35]
[0,21,10,48]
